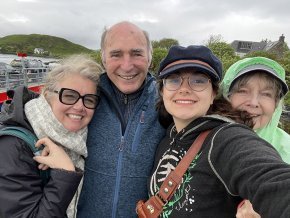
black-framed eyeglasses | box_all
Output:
[163,73,211,91]
[52,88,99,109]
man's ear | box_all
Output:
[101,50,106,68]
[148,51,152,64]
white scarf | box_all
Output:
[24,94,87,218]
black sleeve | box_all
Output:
[209,124,290,218]
[0,136,83,218]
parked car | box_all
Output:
[0,62,18,75]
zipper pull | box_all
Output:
[140,111,145,123]
[124,95,128,104]
[119,136,125,151]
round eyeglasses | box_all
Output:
[163,74,211,91]
[52,88,99,109]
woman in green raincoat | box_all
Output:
[220,56,290,218]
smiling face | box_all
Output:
[102,22,151,94]
[162,70,215,132]
[229,73,278,130]
[47,74,97,132]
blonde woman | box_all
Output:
[0,54,102,218]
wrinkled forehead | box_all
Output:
[104,25,147,50]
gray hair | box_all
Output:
[42,54,103,98]
[100,22,152,63]
[229,70,283,103]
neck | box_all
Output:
[174,119,193,133]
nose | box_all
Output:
[72,98,85,110]
[246,93,260,108]
[120,55,134,72]
[178,78,191,93]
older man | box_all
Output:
[77,21,165,217]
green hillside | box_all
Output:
[0,34,94,58]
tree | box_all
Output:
[90,50,103,66]
[205,34,224,47]
[244,50,278,60]
[204,35,240,73]
[207,41,240,73]
[150,47,168,75]
[152,38,179,49]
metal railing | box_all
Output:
[0,67,49,91]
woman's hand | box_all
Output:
[236,200,261,218]
[33,137,75,171]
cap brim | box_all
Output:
[232,64,289,96]
[158,63,220,82]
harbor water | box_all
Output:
[0,54,58,65]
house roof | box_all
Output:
[231,40,267,53]
[230,35,285,55]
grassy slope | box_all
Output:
[0,34,94,57]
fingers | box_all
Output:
[37,163,49,170]
[33,155,50,166]
[33,137,75,171]
[41,146,49,157]
[35,137,52,149]
[41,165,49,170]
[236,200,261,218]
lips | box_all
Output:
[118,74,137,80]
[174,100,195,104]
[68,114,83,120]
[245,111,261,118]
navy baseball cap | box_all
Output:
[158,45,222,83]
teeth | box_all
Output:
[175,100,193,104]
[119,75,135,80]
[68,114,82,120]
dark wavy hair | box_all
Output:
[156,78,253,129]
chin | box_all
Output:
[65,125,82,133]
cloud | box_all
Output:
[131,14,158,23]
[0,0,289,49]
[5,15,29,23]
[17,0,38,2]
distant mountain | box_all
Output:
[0,34,95,58]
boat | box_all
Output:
[0,58,50,108]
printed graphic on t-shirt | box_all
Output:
[149,146,201,217]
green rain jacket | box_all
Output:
[220,57,290,163]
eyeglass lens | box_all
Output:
[163,74,210,91]
[59,88,98,109]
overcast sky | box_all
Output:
[1,0,290,50]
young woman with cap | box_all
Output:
[146,45,290,217]
[220,57,290,218]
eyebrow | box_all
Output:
[261,86,275,91]
[109,50,121,55]
[131,48,144,53]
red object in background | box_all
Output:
[0,92,7,104]
[0,85,43,104]
[17,52,27,57]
